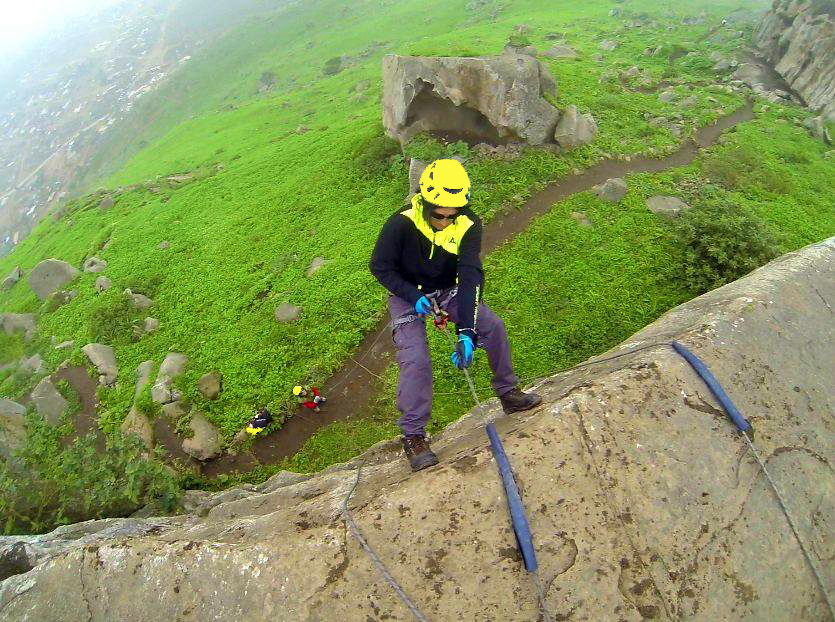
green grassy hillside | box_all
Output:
[2,0,833,498]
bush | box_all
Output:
[701,143,794,194]
[354,127,402,177]
[0,414,181,534]
[674,200,782,294]
[123,273,163,298]
[89,291,142,346]
[322,56,342,76]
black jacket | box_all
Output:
[369,198,484,338]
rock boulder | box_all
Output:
[553,105,598,148]
[382,54,560,145]
[27,259,80,302]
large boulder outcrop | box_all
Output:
[753,0,835,121]
[1,237,832,621]
[27,259,80,302]
[382,54,560,145]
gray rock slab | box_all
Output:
[0,313,35,341]
[592,177,628,202]
[94,276,112,293]
[27,259,80,302]
[81,343,117,386]
[1,266,21,290]
[30,377,68,425]
[120,406,153,450]
[275,302,301,323]
[181,412,221,461]
[541,44,578,59]
[134,361,155,401]
[82,257,107,273]
[0,399,26,462]
[647,195,691,217]
[306,257,331,278]
[382,54,560,146]
[20,354,46,375]
[159,353,187,379]
[197,372,222,400]
[554,105,598,148]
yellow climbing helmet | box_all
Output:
[246,426,263,435]
[293,385,303,396]
[418,159,471,208]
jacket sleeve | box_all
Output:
[369,214,423,306]
[455,216,484,340]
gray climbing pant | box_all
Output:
[388,286,518,436]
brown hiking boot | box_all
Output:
[499,387,543,415]
[401,435,439,472]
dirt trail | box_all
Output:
[198,98,756,477]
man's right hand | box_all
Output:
[415,296,432,315]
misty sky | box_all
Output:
[0,0,116,54]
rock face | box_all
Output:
[1,238,833,621]
[27,259,80,301]
[753,0,835,121]
[382,54,560,145]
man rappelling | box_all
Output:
[370,158,542,472]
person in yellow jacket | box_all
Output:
[369,158,541,471]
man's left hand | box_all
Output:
[451,334,475,369]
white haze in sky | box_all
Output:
[0,0,118,54]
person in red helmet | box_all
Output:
[293,385,327,412]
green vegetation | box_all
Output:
[673,199,781,294]
[1,0,833,503]
[0,413,180,535]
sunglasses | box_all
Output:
[430,211,459,222]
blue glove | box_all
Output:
[415,295,432,315]
[451,334,475,369]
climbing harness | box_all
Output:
[341,333,833,620]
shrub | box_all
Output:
[0,414,180,535]
[673,200,782,294]
[89,291,142,346]
[354,127,402,177]
[507,34,531,47]
[123,273,163,298]
[701,143,794,194]
[322,56,342,76]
